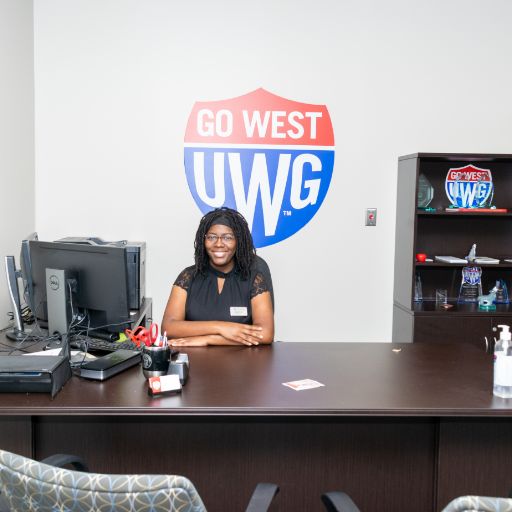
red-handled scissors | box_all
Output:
[125,323,158,347]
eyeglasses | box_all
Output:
[205,234,236,244]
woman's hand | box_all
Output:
[217,322,263,346]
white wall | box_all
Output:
[32,0,512,342]
[0,0,35,329]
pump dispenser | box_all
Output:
[493,324,512,398]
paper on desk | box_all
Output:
[26,349,97,362]
[282,379,325,391]
[27,348,63,356]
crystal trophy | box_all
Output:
[466,243,476,262]
[417,174,434,209]
[493,279,509,304]
[458,266,483,303]
[414,274,423,302]
[478,289,497,311]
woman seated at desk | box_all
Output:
[162,207,274,347]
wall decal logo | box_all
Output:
[184,88,335,247]
[445,164,493,208]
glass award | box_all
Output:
[493,279,509,304]
[478,290,496,311]
[414,274,423,302]
[458,266,482,303]
[417,174,434,209]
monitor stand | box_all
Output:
[5,328,37,342]
[4,256,38,342]
[44,268,75,358]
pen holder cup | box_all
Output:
[142,345,170,379]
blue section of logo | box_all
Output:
[445,181,493,208]
[184,147,335,248]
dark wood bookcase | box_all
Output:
[393,153,512,347]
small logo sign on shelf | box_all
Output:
[445,164,493,208]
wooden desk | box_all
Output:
[0,342,510,512]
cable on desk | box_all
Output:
[2,289,138,365]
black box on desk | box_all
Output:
[0,356,71,397]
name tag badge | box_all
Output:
[230,306,248,317]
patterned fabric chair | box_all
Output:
[0,449,278,512]
[442,495,512,512]
[321,491,512,511]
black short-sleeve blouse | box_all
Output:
[174,261,270,324]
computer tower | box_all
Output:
[125,242,145,309]
[55,237,146,310]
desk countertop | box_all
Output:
[0,342,509,417]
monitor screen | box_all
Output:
[28,241,131,335]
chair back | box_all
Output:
[442,495,512,512]
[0,449,206,512]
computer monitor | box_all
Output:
[28,240,132,336]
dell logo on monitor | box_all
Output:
[184,88,335,248]
[48,275,60,291]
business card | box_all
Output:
[282,379,325,391]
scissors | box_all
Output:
[125,323,159,347]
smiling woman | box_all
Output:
[162,208,274,347]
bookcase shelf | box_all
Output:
[392,152,512,347]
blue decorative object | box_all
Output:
[492,279,509,304]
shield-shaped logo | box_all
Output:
[184,88,335,248]
[445,164,493,208]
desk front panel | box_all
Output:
[0,342,511,511]
[32,416,436,512]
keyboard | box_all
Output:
[70,338,141,353]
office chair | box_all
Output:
[320,491,512,512]
[441,495,512,511]
[0,449,279,512]
[321,492,360,512]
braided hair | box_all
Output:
[194,207,256,279]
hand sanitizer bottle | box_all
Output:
[493,324,512,398]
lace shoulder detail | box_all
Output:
[250,272,269,299]
[173,266,194,291]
